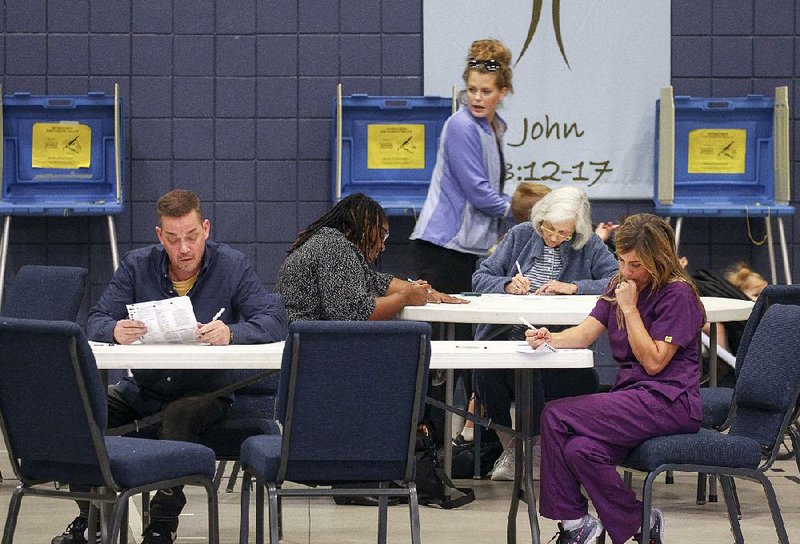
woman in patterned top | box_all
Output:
[276,193,466,323]
[471,186,618,481]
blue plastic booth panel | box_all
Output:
[332,95,452,216]
[654,94,786,214]
[1,92,124,216]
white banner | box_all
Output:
[423,0,670,199]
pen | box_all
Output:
[519,316,536,330]
[455,345,488,349]
[515,261,523,276]
[211,308,225,321]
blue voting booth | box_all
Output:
[654,86,792,284]
[0,84,124,303]
[332,85,454,216]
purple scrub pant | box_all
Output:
[538,388,700,544]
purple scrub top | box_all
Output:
[590,280,704,420]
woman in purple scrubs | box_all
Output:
[526,213,705,544]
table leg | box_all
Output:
[508,368,540,544]
[442,322,456,489]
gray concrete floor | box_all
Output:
[0,451,798,543]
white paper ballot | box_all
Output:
[515,342,559,354]
[127,296,199,344]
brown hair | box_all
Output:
[511,183,551,223]
[156,189,202,226]
[605,213,705,327]
[462,39,513,92]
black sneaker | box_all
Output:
[51,516,100,544]
[142,521,177,544]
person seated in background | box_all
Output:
[725,261,767,301]
[471,185,618,481]
[276,192,466,323]
[594,220,620,252]
[459,182,552,442]
[529,213,704,544]
[53,189,288,544]
[511,182,552,224]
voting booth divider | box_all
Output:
[0,84,125,304]
[654,85,793,284]
[332,84,454,216]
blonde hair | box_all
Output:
[529,186,593,249]
[605,213,705,327]
[725,262,767,294]
[462,39,513,92]
[511,183,551,223]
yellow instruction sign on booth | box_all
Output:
[367,124,425,169]
[687,128,746,174]
[31,122,92,170]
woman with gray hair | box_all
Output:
[471,185,618,481]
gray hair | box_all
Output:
[529,186,593,249]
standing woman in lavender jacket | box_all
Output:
[410,38,513,307]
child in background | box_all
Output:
[725,261,768,301]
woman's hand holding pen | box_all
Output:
[505,274,530,295]
[525,326,551,349]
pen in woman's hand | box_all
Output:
[515,261,523,276]
[519,316,536,330]
[212,308,225,321]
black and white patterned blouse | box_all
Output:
[275,227,394,322]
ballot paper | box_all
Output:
[515,342,558,354]
[127,296,199,344]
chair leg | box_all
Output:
[708,474,718,502]
[266,482,279,544]
[639,471,659,541]
[240,471,252,544]
[756,472,790,544]
[407,482,421,544]
[227,461,242,493]
[623,469,632,489]
[1,486,24,544]
[695,473,707,505]
[213,461,227,492]
[377,482,388,544]
[729,478,742,519]
[789,423,800,475]
[109,495,129,544]
[256,479,266,544]
[204,479,221,544]
[719,476,744,544]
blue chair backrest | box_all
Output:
[729,303,800,449]
[0,318,109,486]
[2,265,87,320]
[734,284,800,380]
[276,320,431,482]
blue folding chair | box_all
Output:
[0,318,220,544]
[622,303,800,544]
[239,320,431,544]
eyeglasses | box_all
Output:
[540,222,574,241]
[467,58,501,72]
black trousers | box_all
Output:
[412,240,479,444]
[75,385,231,527]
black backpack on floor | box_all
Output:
[414,427,475,509]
